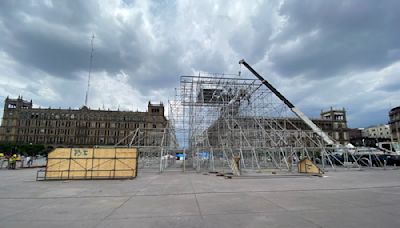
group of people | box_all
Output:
[0,153,34,169]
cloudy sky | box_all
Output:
[0,0,399,128]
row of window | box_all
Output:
[18,120,160,129]
[151,108,161,113]
[327,131,349,140]
[23,111,147,122]
[16,136,141,145]
[210,122,343,131]
[17,128,134,137]
[15,135,163,145]
[390,113,400,121]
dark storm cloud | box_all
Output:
[228,1,279,64]
[0,0,98,29]
[0,1,90,78]
[0,0,148,80]
[378,77,400,92]
[269,0,400,78]
[380,83,400,92]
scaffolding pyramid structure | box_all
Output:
[169,73,330,174]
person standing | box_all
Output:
[0,153,6,169]
[26,156,33,167]
[8,154,17,169]
[20,155,25,168]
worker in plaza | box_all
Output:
[20,154,24,168]
[8,154,17,169]
[0,153,6,169]
[26,155,33,167]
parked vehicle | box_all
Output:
[376,142,400,166]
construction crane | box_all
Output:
[239,59,336,146]
[84,34,95,107]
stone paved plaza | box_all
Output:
[0,168,400,228]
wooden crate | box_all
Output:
[43,147,138,180]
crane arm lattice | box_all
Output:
[239,59,335,146]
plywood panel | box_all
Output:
[297,158,323,175]
[44,147,138,180]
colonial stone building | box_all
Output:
[389,106,400,142]
[361,124,391,139]
[0,96,168,147]
[319,108,349,144]
[207,107,349,147]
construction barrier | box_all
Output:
[298,158,324,175]
[37,147,138,180]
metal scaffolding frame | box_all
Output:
[112,73,394,174]
[113,126,179,172]
[168,74,392,174]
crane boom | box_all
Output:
[239,59,335,145]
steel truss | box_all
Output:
[168,74,391,174]
[114,126,179,172]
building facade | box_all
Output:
[319,108,349,144]
[389,106,400,142]
[348,127,391,147]
[361,124,391,139]
[207,108,349,147]
[349,128,363,141]
[0,97,168,147]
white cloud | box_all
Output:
[86,70,149,111]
